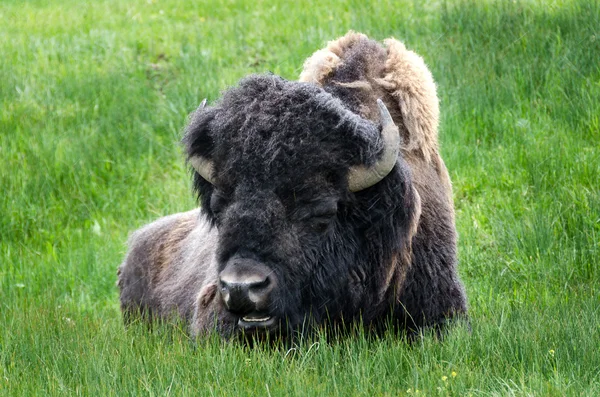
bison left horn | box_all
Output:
[189,99,217,185]
[347,99,400,192]
[190,155,215,185]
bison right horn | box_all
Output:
[347,99,400,192]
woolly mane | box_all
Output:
[300,32,441,163]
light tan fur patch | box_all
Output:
[299,31,441,163]
[197,284,217,309]
[379,38,440,162]
[152,215,198,283]
[299,31,368,84]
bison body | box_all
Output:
[118,32,467,339]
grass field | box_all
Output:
[1,0,599,395]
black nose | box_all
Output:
[218,259,274,315]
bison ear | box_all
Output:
[182,100,217,184]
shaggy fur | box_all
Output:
[118,32,468,339]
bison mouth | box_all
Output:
[235,314,288,344]
[239,314,276,329]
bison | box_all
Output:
[117,32,468,340]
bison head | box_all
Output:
[183,74,420,339]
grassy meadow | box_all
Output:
[1,0,599,395]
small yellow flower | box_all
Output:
[451,371,457,378]
[441,375,448,382]
[549,349,555,357]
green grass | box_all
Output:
[1,0,599,395]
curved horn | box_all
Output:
[188,99,216,184]
[190,155,215,185]
[347,99,400,192]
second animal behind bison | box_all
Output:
[118,32,468,339]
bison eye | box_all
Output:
[294,198,338,234]
[309,217,332,234]
[307,208,337,234]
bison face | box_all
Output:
[184,75,418,338]
[210,185,348,337]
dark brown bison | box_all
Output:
[117,32,468,339]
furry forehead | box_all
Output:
[184,74,384,170]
